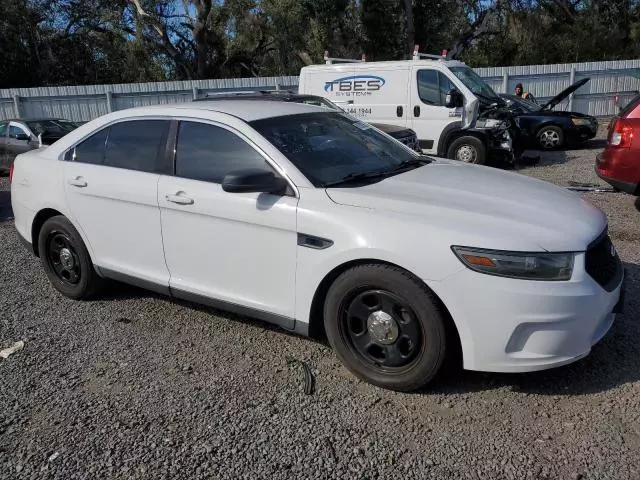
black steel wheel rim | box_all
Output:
[47,231,81,285]
[340,289,423,371]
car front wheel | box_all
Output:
[324,264,448,392]
[38,215,103,299]
[537,125,564,149]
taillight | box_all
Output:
[9,162,14,183]
[609,119,634,148]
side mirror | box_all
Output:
[445,88,464,109]
[222,168,288,195]
[15,133,30,141]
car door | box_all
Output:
[7,122,35,156]
[0,122,8,166]
[63,118,171,290]
[409,68,459,154]
[157,119,298,325]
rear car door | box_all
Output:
[157,119,298,324]
[409,68,459,153]
[63,118,171,289]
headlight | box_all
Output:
[475,118,503,129]
[571,118,591,126]
[451,246,574,281]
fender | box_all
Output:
[437,122,490,157]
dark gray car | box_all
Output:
[0,118,80,174]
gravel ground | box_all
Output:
[1,128,639,479]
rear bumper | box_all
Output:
[596,151,640,195]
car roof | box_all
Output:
[128,100,327,121]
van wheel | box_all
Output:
[323,264,447,392]
[447,136,486,164]
[38,215,103,299]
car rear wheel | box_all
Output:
[447,136,486,165]
[537,125,564,149]
[323,264,448,392]
[38,215,103,299]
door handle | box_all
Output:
[413,105,420,117]
[165,192,194,205]
[68,177,87,188]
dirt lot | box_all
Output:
[1,129,639,479]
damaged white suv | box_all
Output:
[10,101,624,391]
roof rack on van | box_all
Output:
[412,45,448,61]
[323,51,367,64]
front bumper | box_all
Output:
[433,251,624,373]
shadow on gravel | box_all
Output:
[566,139,607,150]
[428,261,640,397]
[635,197,640,213]
[0,190,12,221]
[514,148,570,170]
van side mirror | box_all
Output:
[445,88,464,109]
[222,168,288,195]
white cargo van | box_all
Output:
[298,48,514,165]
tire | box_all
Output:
[537,125,564,149]
[446,136,486,165]
[323,264,448,392]
[38,215,102,299]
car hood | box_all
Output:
[371,123,413,135]
[325,160,606,252]
[539,78,590,111]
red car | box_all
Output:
[596,94,640,195]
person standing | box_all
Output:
[515,83,535,102]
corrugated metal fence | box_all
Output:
[1,59,639,122]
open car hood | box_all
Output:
[539,78,590,111]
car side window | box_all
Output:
[417,70,454,107]
[73,128,108,165]
[175,121,269,183]
[0,122,7,137]
[9,125,28,139]
[104,120,169,173]
[417,70,440,106]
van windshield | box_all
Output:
[450,66,500,102]
[250,112,427,188]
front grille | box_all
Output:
[585,233,621,291]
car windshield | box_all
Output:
[250,112,426,188]
[450,66,500,102]
[26,119,76,135]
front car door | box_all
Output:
[410,68,461,154]
[63,118,171,290]
[157,118,298,326]
[7,122,36,156]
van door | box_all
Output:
[409,67,462,154]
[347,66,409,128]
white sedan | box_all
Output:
[10,101,624,391]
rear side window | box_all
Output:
[175,121,267,183]
[72,129,108,164]
[105,120,169,173]
[620,94,640,119]
[0,122,7,137]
